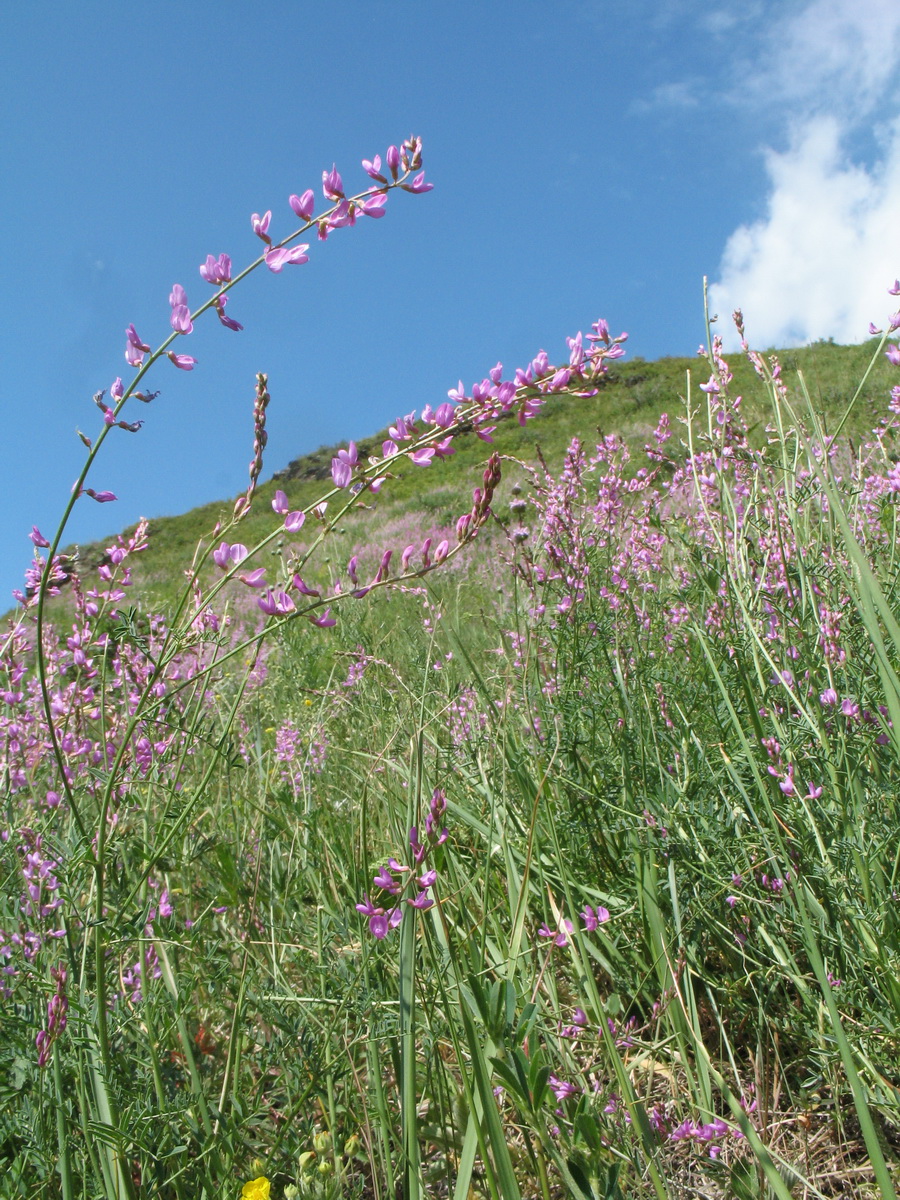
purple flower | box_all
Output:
[272,490,289,514]
[356,895,389,939]
[199,253,232,285]
[581,905,610,931]
[289,190,315,220]
[82,489,117,503]
[407,890,434,910]
[362,154,386,183]
[265,244,310,273]
[29,527,50,548]
[292,574,320,597]
[167,352,197,370]
[548,1074,579,1101]
[125,323,150,367]
[284,511,305,533]
[538,918,573,947]
[170,307,192,334]
[309,608,337,628]
[368,912,389,939]
[332,459,352,488]
[386,144,401,178]
[886,343,900,366]
[408,448,435,467]
[215,296,243,331]
[326,200,356,229]
[374,865,400,894]
[403,170,433,194]
[239,568,267,588]
[322,164,344,200]
[110,377,124,402]
[258,588,295,616]
[251,211,272,243]
[360,193,388,218]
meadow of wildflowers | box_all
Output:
[4,139,900,1200]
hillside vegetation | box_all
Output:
[7,253,900,1199]
[63,336,896,610]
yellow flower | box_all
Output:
[241,1177,270,1200]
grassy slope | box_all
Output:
[61,337,897,609]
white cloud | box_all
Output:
[754,0,900,114]
[710,0,900,347]
[629,80,699,116]
[709,117,900,347]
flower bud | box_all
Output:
[313,1130,332,1154]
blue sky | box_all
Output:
[2,0,899,601]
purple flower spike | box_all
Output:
[322,164,344,200]
[284,511,305,533]
[289,190,315,220]
[251,211,272,243]
[265,244,310,273]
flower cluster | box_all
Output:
[35,963,68,1068]
[356,787,448,938]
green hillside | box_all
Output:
[63,336,898,610]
